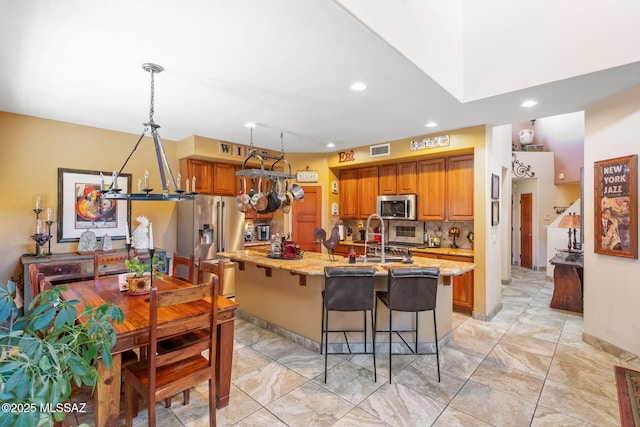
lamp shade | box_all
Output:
[558,213,581,229]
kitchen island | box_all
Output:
[218,249,476,351]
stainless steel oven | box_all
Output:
[377,194,416,220]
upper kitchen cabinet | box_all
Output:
[212,162,238,196]
[357,166,379,218]
[397,161,417,194]
[446,155,474,221]
[180,159,213,195]
[417,158,446,220]
[378,164,397,195]
[339,169,358,219]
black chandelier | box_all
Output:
[101,63,196,201]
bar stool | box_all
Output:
[321,266,376,383]
[375,266,440,383]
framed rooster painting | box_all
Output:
[57,168,131,243]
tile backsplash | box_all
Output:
[341,219,474,249]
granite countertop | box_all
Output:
[338,241,474,258]
[217,249,476,277]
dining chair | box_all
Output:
[321,266,377,383]
[172,252,195,283]
[93,252,129,280]
[158,258,223,408]
[197,258,225,295]
[375,266,440,383]
[123,276,219,427]
[29,264,41,300]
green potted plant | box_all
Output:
[0,279,123,426]
[125,256,163,295]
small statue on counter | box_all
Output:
[313,221,342,261]
[78,230,97,253]
[100,233,112,251]
[132,215,150,250]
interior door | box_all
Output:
[520,193,533,269]
[291,186,321,252]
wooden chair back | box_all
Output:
[124,277,219,426]
[172,252,195,283]
[197,258,225,295]
[29,264,41,299]
[31,272,45,300]
[94,253,129,280]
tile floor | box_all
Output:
[83,266,639,426]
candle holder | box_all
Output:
[45,220,54,255]
[148,248,155,288]
[31,233,51,257]
[125,242,132,260]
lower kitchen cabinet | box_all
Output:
[440,254,474,314]
[413,252,474,314]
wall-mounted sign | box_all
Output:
[331,180,338,194]
[338,150,355,163]
[409,135,450,151]
[219,141,233,155]
[296,170,318,182]
[331,202,339,216]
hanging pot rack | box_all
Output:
[235,130,295,180]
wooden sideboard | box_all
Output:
[21,249,167,311]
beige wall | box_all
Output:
[584,88,640,357]
[0,112,179,296]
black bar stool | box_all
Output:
[321,266,377,383]
[375,266,440,383]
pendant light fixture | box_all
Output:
[101,63,196,201]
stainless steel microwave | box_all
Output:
[377,194,417,220]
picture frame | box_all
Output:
[491,173,500,200]
[57,168,131,243]
[491,201,500,225]
[594,155,637,258]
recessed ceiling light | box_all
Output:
[244,122,256,128]
[326,142,336,148]
[521,100,538,108]
[425,122,438,128]
[350,82,367,91]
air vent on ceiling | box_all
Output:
[370,143,390,157]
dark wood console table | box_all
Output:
[549,253,583,313]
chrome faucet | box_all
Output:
[364,213,385,264]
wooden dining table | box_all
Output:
[59,274,238,427]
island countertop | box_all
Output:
[337,241,474,258]
[218,249,476,278]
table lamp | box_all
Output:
[558,213,581,260]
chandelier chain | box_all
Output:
[149,69,156,124]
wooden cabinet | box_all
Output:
[446,155,474,221]
[339,169,358,219]
[213,163,239,196]
[378,164,397,195]
[357,166,379,218]
[440,254,474,314]
[417,159,446,220]
[181,159,214,195]
[397,161,417,194]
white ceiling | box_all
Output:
[1,0,640,153]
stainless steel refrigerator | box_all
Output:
[177,195,244,296]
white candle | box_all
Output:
[100,172,105,191]
[148,223,154,249]
[35,195,41,210]
[137,178,142,193]
[125,221,130,244]
[192,176,196,192]
[144,170,149,189]
[46,208,53,222]
[186,178,190,194]
[176,173,181,191]
[112,171,117,188]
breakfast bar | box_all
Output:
[218,250,476,350]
